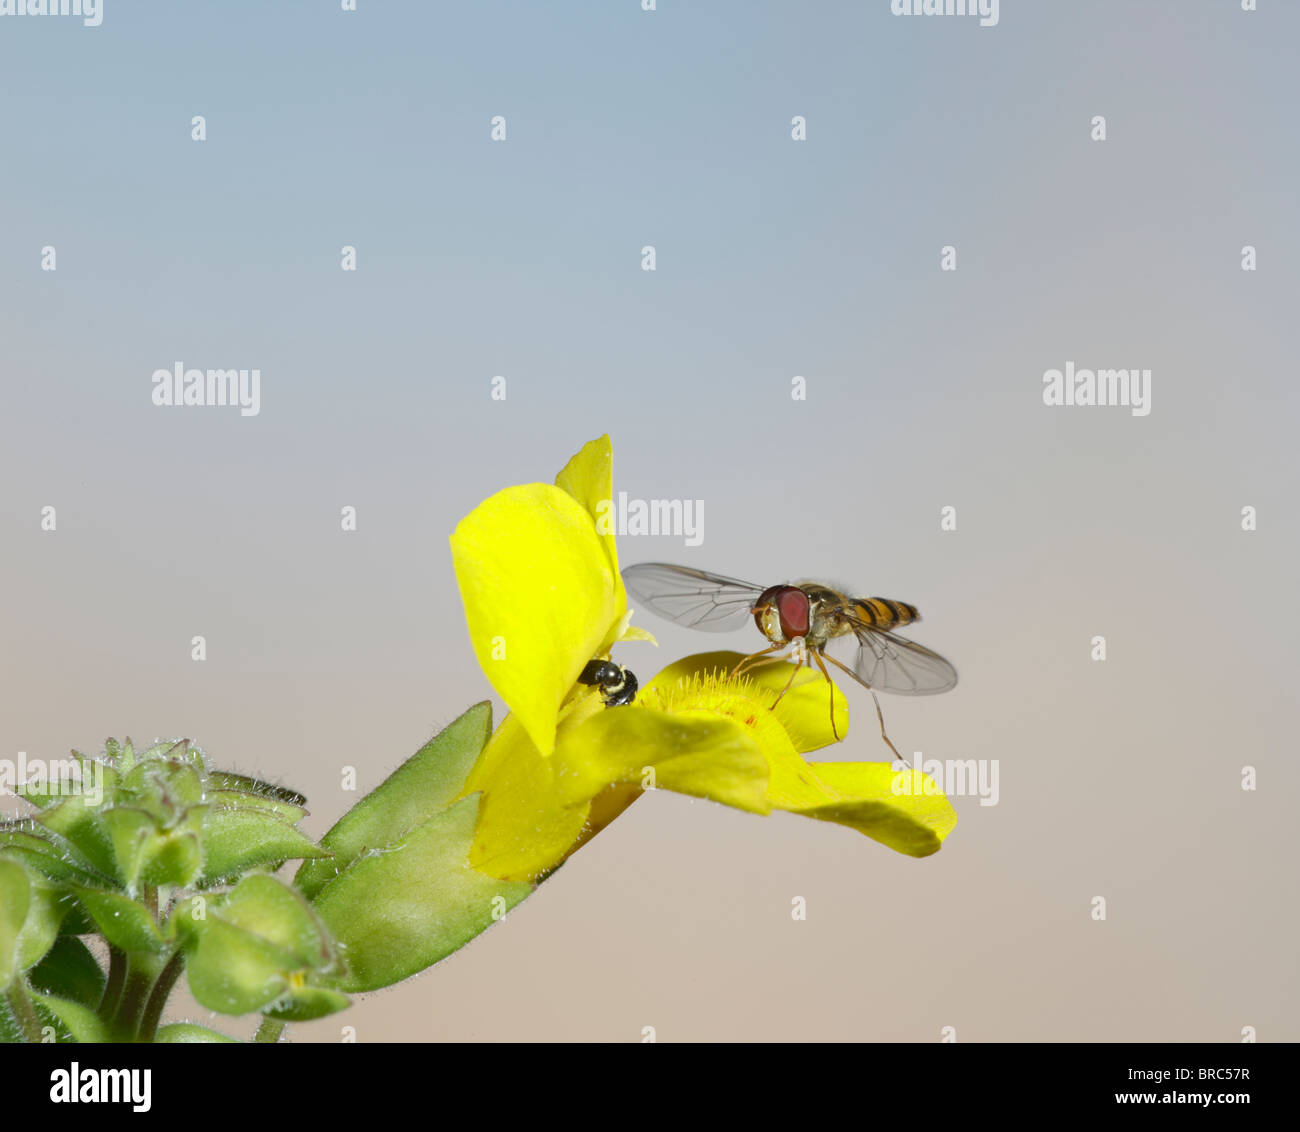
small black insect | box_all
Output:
[578,659,639,708]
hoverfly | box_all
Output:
[621,563,956,759]
[578,659,639,708]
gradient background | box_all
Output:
[2,0,1296,1042]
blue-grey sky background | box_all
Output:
[2,1,1296,1041]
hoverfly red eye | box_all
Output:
[776,587,810,638]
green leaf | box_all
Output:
[14,881,67,974]
[312,795,531,993]
[206,788,307,825]
[26,936,106,1007]
[15,751,116,809]
[297,702,491,900]
[0,863,67,984]
[156,1022,240,1043]
[71,887,167,954]
[57,901,96,937]
[199,809,329,888]
[0,860,31,989]
[0,827,109,886]
[32,991,110,1043]
[207,770,306,813]
[37,796,118,879]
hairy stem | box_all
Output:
[254,1016,285,1043]
[110,959,158,1042]
[137,950,185,1043]
[99,943,127,1016]
[5,980,44,1043]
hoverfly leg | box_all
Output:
[810,648,843,743]
[870,690,908,768]
[820,649,907,763]
[767,649,806,712]
[729,642,787,680]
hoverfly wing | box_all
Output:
[848,626,958,696]
[622,562,765,631]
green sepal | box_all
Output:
[312,794,531,993]
[101,806,153,888]
[184,917,298,1015]
[261,985,351,1023]
[114,738,138,774]
[70,887,168,954]
[297,702,491,900]
[138,739,206,773]
[102,804,206,891]
[199,809,329,888]
[182,875,345,1017]
[121,758,204,815]
[26,936,106,1008]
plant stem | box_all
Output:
[110,957,160,1042]
[100,943,126,1015]
[5,979,44,1043]
[137,951,185,1043]
[254,1016,285,1043]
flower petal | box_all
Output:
[772,760,958,857]
[554,435,623,594]
[641,651,955,856]
[554,707,772,815]
[618,623,657,644]
[450,482,621,756]
[460,714,592,882]
[640,650,848,754]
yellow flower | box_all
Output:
[450,436,647,760]
[450,437,957,882]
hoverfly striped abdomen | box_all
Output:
[852,598,920,630]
